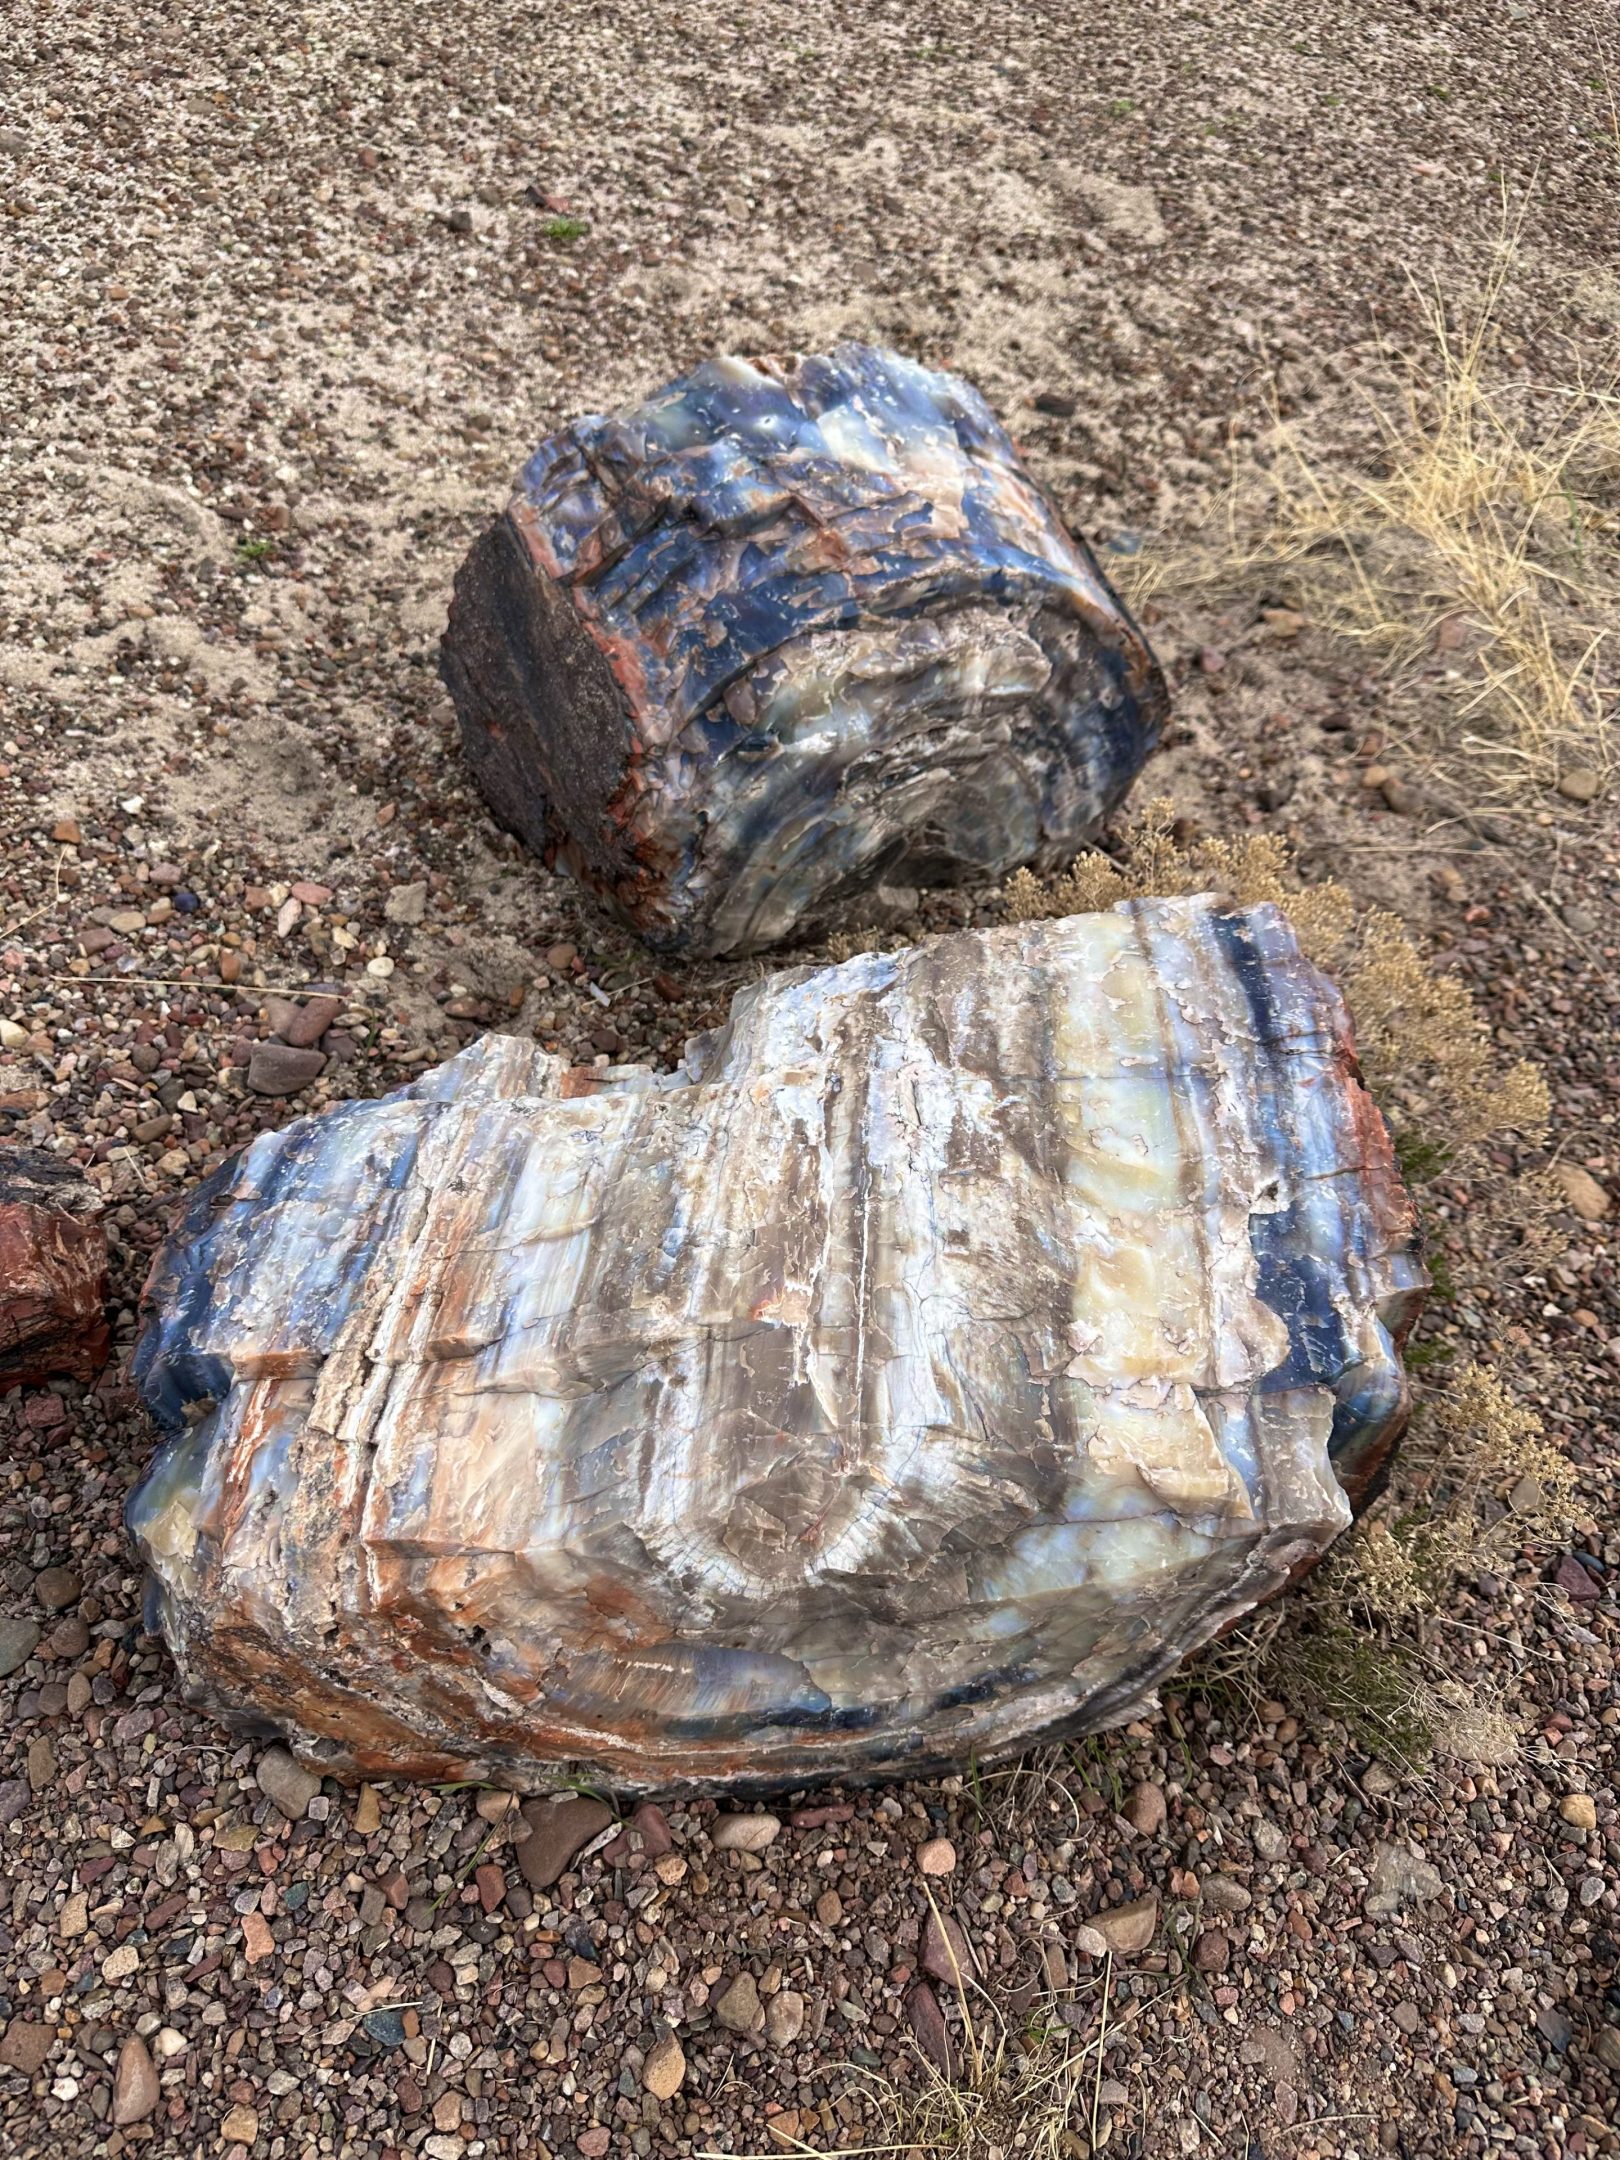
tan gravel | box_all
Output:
[1,4,1618,2159]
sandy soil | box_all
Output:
[1,4,1617,2158]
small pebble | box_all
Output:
[712,1812,781,1854]
[1091,1895,1158,1955]
[1124,1781,1167,1836]
[641,2030,685,2099]
[255,1744,321,1821]
[247,1042,327,1098]
[714,1971,763,2033]
[0,1618,41,1678]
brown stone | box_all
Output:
[33,1567,80,1613]
[246,1042,326,1098]
[240,1912,275,1964]
[112,2035,160,2124]
[283,996,344,1050]
[1124,1781,1167,1837]
[0,1147,108,1387]
[920,1907,973,1990]
[714,1971,763,2034]
[642,2031,685,2100]
[514,1795,613,1888]
[1193,1928,1231,1974]
[45,1615,89,1659]
[1092,1895,1158,1956]
[1553,1163,1610,1222]
[0,2019,54,2073]
[254,1744,320,1821]
[1200,1875,1253,1915]
[905,1980,953,2073]
[764,1990,805,2047]
[601,1799,674,1866]
[713,1812,781,1854]
[628,1800,673,1856]
[1556,766,1601,804]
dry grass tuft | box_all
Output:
[703,1892,1105,2159]
[851,2005,1096,2160]
[824,924,913,964]
[1124,208,1620,797]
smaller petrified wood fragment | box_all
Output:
[442,342,1167,956]
[129,900,1424,1794]
[0,1147,110,1388]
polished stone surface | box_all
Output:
[130,899,1424,1793]
[442,343,1167,956]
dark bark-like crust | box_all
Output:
[441,515,639,899]
[0,1147,109,1389]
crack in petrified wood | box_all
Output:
[128,899,1424,1794]
[441,343,1168,957]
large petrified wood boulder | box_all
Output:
[0,1146,110,1390]
[128,899,1424,1794]
[441,343,1168,957]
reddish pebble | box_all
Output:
[283,996,344,1051]
[474,1862,507,1913]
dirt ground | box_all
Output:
[1,3,1617,2157]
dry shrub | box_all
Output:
[824,924,910,964]
[1125,208,1619,798]
[1002,803,1575,1765]
[1352,1367,1575,1606]
[1251,1361,1577,1767]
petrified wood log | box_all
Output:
[128,899,1424,1794]
[441,343,1168,957]
[0,1146,110,1389]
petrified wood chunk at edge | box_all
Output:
[128,897,1425,1795]
[441,341,1168,958]
[0,1146,110,1389]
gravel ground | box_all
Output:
[2,3,1617,2157]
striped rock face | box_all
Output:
[441,342,1167,956]
[129,900,1424,1794]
